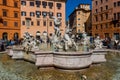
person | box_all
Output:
[1,42,5,51]
[106,37,111,49]
[117,40,120,50]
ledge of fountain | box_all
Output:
[91,48,107,63]
[53,51,92,56]
[30,50,53,55]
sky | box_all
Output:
[66,0,92,20]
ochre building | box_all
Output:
[69,4,91,36]
[0,0,20,40]
[21,0,66,38]
[92,0,120,39]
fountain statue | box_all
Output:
[51,16,62,51]
[22,32,41,52]
[94,36,103,49]
[82,31,90,52]
[62,25,78,51]
[52,16,78,52]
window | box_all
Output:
[30,2,34,6]
[95,9,98,13]
[14,33,19,40]
[114,13,116,20]
[2,32,8,40]
[3,21,7,26]
[106,5,108,10]
[31,21,34,26]
[57,13,62,17]
[57,3,61,9]
[118,1,120,6]
[48,2,53,9]
[14,22,18,27]
[0,18,3,23]
[43,21,46,26]
[95,16,98,22]
[42,12,47,18]
[101,0,103,3]
[14,12,18,18]
[37,21,40,26]
[117,12,120,20]
[100,7,103,11]
[36,1,41,7]
[78,24,80,27]
[30,12,35,17]
[36,11,41,18]
[95,1,98,5]
[3,0,7,5]
[3,10,7,17]
[50,21,52,26]
[101,14,103,21]
[22,21,25,25]
[105,23,108,28]
[26,20,30,27]
[78,18,80,20]
[21,1,26,6]
[42,1,47,8]
[106,13,108,19]
[21,11,26,16]
[114,2,116,7]
[114,24,117,27]
[14,2,18,7]
[101,24,103,29]
[49,12,53,18]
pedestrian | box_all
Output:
[1,42,5,51]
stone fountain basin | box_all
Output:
[34,51,92,70]
[91,49,107,63]
[7,47,108,70]
[53,52,92,70]
[7,47,36,62]
[6,46,14,56]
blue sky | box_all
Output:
[66,0,92,20]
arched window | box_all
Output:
[2,32,8,40]
[36,31,41,39]
[14,33,19,40]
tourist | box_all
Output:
[117,40,120,50]
[1,42,5,51]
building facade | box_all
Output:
[21,0,66,38]
[92,0,120,39]
[69,4,91,36]
[0,0,20,40]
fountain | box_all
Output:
[6,16,107,70]
[35,16,92,69]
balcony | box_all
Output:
[93,8,113,15]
